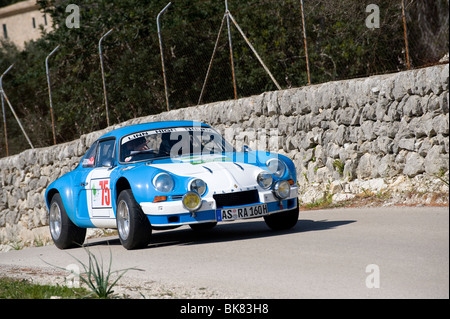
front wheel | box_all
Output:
[117,189,152,250]
[49,193,86,249]
[264,199,299,231]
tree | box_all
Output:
[0,0,448,157]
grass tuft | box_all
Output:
[0,277,90,299]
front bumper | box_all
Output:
[140,187,298,227]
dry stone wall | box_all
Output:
[0,63,448,246]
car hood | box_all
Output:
[149,154,265,194]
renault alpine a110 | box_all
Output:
[45,121,299,249]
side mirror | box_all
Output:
[102,159,115,168]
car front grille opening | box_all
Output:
[168,216,179,223]
[213,189,260,208]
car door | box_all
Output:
[85,138,116,219]
[75,141,98,222]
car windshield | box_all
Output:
[119,126,235,163]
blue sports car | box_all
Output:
[45,121,299,249]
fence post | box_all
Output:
[99,28,114,127]
[0,64,14,156]
[227,12,282,90]
[401,0,411,69]
[225,0,238,99]
[198,14,227,105]
[157,2,172,112]
[0,90,6,156]
[0,64,34,150]
[46,45,60,145]
[300,0,311,85]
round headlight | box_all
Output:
[273,180,291,199]
[266,158,286,178]
[257,171,273,189]
[182,191,202,212]
[153,173,174,193]
[189,179,207,196]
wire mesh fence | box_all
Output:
[157,0,449,108]
[0,0,448,157]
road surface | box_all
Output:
[0,206,448,298]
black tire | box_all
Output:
[49,193,86,249]
[116,189,152,250]
[189,222,217,231]
[264,199,299,231]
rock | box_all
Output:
[361,121,377,141]
[397,138,416,151]
[378,154,399,177]
[433,114,449,136]
[403,95,423,117]
[425,145,449,175]
[356,153,378,179]
[403,152,425,177]
[332,193,356,202]
[376,136,394,154]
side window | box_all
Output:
[82,142,98,168]
[96,139,116,167]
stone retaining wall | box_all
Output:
[0,63,448,246]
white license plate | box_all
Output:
[217,203,268,221]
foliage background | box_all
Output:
[0,0,448,156]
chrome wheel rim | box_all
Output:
[117,200,130,240]
[49,202,62,240]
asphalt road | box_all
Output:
[0,206,448,299]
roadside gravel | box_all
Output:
[0,264,229,299]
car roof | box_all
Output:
[99,120,211,140]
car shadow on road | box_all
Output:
[85,218,356,250]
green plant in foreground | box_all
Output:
[72,247,143,299]
[45,246,143,299]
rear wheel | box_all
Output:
[264,199,299,230]
[117,189,152,250]
[49,193,86,249]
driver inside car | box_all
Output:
[122,137,149,161]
